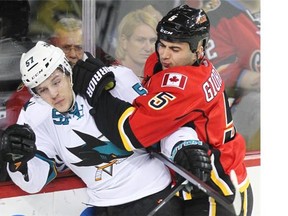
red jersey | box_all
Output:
[143,57,246,180]
[205,1,260,89]
[138,59,232,146]
[94,55,248,192]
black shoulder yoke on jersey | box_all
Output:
[90,91,143,151]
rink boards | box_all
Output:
[0,152,260,216]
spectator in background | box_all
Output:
[49,17,118,67]
[115,5,161,81]
[184,0,260,150]
[49,17,84,67]
[142,4,163,22]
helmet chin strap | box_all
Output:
[193,51,201,66]
[193,51,205,66]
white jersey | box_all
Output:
[8,65,171,207]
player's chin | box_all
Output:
[161,62,171,69]
[53,100,71,113]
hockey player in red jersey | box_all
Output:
[77,5,253,216]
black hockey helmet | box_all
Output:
[156,4,210,53]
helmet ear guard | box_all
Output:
[188,34,210,53]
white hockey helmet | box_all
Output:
[20,41,72,89]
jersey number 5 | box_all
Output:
[148,92,176,110]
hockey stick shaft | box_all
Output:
[151,152,241,215]
[147,179,187,216]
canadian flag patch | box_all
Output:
[161,73,187,89]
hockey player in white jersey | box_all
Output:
[0,41,212,215]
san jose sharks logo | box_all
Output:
[67,130,133,181]
[52,102,84,125]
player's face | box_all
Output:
[34,69,74,113]
[56,29,84,67]
[157,39,198,69]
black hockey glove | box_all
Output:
[172,140,212,183]
[72,53,116,107]
[0,124,36,174]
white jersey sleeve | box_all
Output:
[160,126,199,158]
[9,98,60,193]
[7,156,51,193]
[109,65,147,103]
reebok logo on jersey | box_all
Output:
[161,73,187,89]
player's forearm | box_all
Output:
[160,126,199,157]
[7,156,51,194]
[91,91,143,151]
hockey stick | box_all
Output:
[150,151,242,216]
[147,179,188,216]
